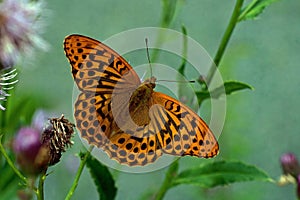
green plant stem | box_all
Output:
[65,146,94,200]
[155,25,187,200]
[0,135,27,183]
[0,92,8,141]
[156,1,245,199]
[36,169,47,200]
[206,0,244,86]
[178,24,188,75]
[151,0,179,62]
[156,25,188,199]
[155,160,179,200]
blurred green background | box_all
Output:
[7,0,300,199]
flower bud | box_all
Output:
[280,153,300,179]
[13,127,49,175]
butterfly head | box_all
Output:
[143,76,156,89]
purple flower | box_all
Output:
[278,153,300,199]
[13,127,49,175]
[280,153,300,179]
[0,0,48,69]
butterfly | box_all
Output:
[64,34,219,166]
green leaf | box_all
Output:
[0,162,20,200]
[195,91,210,102]
[238,0,279,21]
[196,80,253,103]
[172,161,273,188]
[177,25,197,109]
[217,80,253,97]
[0,179,20,200]
[84,153,117,200]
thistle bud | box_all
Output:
[13,127,49,175]
[280,153,300,179]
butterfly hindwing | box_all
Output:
[151,92,219,158]
[74,92,113,146]
[105,131,162,166]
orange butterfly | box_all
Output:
[64,34,219,166]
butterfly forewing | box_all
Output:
[64,35,140,92]
[64,34,219,166]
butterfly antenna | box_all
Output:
[156,80,196,83]
[145,38,153,77]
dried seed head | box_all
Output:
[42,115,75,166]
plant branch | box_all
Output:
[151,0,179,62]
[155,160,179,200]
[156,1,245,199]
[155,24,189,200]
[178,24,188,76]
[0,135,27,184]
[206,0,244,86]
[36,169,47,200]
[65,146,94,200]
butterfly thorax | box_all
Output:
[128,76,156,126]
